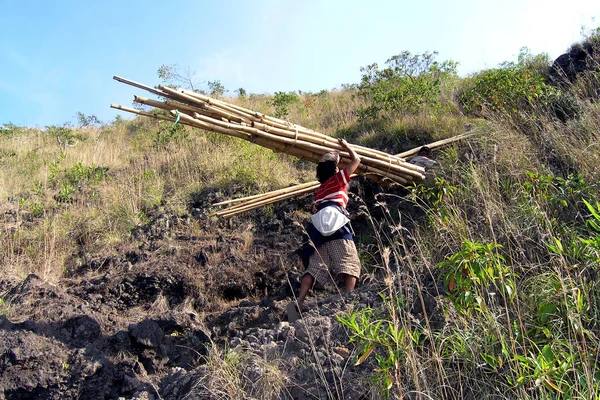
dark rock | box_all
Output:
[129,320,164,348]
[550,41,598,84]
[62,315,102,348]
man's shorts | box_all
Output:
[304,239,361,285]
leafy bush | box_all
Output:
[338,302,422,396]
[460,62,558,118]
[46,125,87,149]
[154,122,189,149]
[0,123,22,138]
[208,80,225,97]
[75,112,101,127]
[50,159,108,203]
[236,87,247,98]
[523,171,598,228]
[437,240,516,315]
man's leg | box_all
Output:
[297,273,314,310]
[333,240,360,293]
[341,273,357,292]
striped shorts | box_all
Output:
[305,239,361,286]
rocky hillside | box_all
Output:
[1,37,600,399]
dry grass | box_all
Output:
[189,343,289,400]
[346,83,600,398]
[0,116,308,282]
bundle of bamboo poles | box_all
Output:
[111,76,425,187]
[212,132,473,217]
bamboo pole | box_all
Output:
[179,111,418,184]
[188,111,423,181]
[110,104,175,122]
[215,184,319,217]
[250,120,416,168]
[112,76,473,217]
[137,88,417,176]
[158,86,255,124]
[213,180,321,206]
[115,76,410,167]
[161,86,258,123]
[179,88,266,119]
[112,101,422,186]
[397,132,474,158]
[174,111,327,164]
[134,96,205,116]
[177,87,399,163]
[113,76,176,100]
[213,131,474,217]
[134,95,242,124]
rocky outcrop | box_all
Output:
[550,39,599,84]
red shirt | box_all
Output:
[314,168,350,209]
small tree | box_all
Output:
[269,92,300,118]
[357,51,458,120]
[157,64,204,93]
[75,112,101,127]
[208,80,225,97]
[236,88,247,98]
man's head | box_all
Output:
[417,146,432,157]
[316,161,338,183]
[316,151,340,183]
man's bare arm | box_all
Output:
[338,138,361,175]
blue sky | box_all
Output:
[1,0,598,127]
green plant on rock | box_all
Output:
[337,303,421,397]
[437,240,516,315]
[56,181,76,203]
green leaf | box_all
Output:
[541,344,555,364]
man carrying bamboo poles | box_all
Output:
[287,138,362,322]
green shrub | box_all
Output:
[437,240,516,315]
[460,63,558,118]
[154,123,189,149]
[208,80,225,97]
[0,123,22,138]
[46,125,87,149]
[337,302,422,396]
